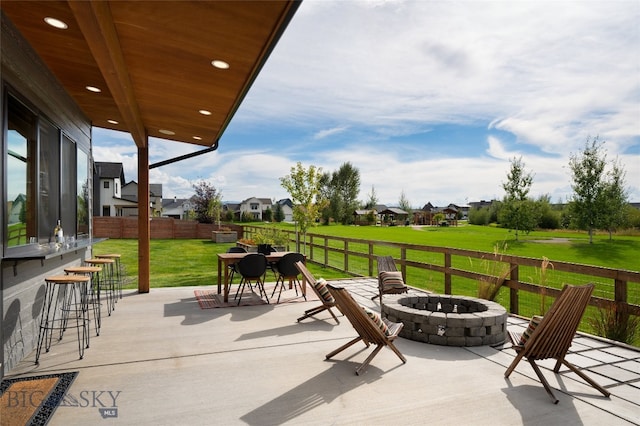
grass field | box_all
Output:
[94,239,350,289]
[275,223,640,272]
[97,223,639,288]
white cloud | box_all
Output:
[93,0,640,206]
[249,1,638,145]
[314,126,348,140]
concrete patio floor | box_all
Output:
[5,278,640,425]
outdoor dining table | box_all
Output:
[216,251,307,302]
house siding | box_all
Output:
[1,14,94,376]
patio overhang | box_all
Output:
[1,1,300,148]
[1,1,301,292]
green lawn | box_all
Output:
[94,239,348,289]
[291,223,640,272]
[97,223,639,289]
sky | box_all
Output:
[93,0,640,208]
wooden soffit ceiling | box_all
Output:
[1,1,299,148]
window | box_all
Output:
[38,119,60,241]
[77,150,89,237]
[104,181,110,189]
[6,96,36,246]
[250,203,259,210]
[4,92,89,249]
[60,134,76,237]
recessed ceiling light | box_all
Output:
[86,86,101,93]
[159,129,175,135]
[44,17,68,29]
[211,60,229,69]
[107,119,119,125]
[199,110,212,116]
[193,136,202,141]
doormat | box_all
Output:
[0,371,78,426]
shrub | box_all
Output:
[468,207,490,225]
[538,208,561,229]
[589,304,640,345]
[475,243,511,301]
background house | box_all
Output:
[353,209,376,226]
[378,207,410,225]
[121,182,163,217]
[276,198,294,222]
[93,162,125,216]
[93,162,165,217]
[223,202,241,221]
[239,197,273,221]
[162,197,192,220]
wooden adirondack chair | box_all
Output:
[505,283,611,403]
[326,283,406,375]
[294,261,340,324]
[371,255,408,301]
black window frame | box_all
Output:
[3,89,89,252]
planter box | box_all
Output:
[235,242,286,253]
[212,231,237,243]
[236,242,258,252]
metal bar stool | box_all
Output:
[96,254,123,300]
[84,258,116,316]
[65,265,102,336]
[35,275,91,364]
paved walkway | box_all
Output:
[348,277,640,413]
[4,278,640,425]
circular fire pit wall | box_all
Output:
[382,295,507,346]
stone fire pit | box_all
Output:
[381,294,507,347]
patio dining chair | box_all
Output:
[505,283,610,404]
[258,244,278,280]
[272,252,306,303]
[234,253,269,305]
[326,283,406,375]
[226,246,247,285]
[294,261,340,324]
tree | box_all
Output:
[469,207,490,225]
[192,180,221,223]
[280,162,325,252]
[317,163,361,225]
[536,194,561,230]
[273,202,285,222]
[207,197,222,227]
[500,157,536,240]
[263,207,273,222]
[627,204,640,230]
[599,159,629,240]
[568,136,608,243]
[331,162,361,225]
[398,190,412,225]
[318,172,333,225]
[363,185,378,210]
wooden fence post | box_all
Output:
[368,244,374,276]
[510,262,519,315]
[344,240,349,272]
[444,251,451,295]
